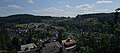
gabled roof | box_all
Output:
[62,39,76,46]
[62,38,76,50]
[21,43,37,51]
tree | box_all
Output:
[12,37,21,51]
[107,8,120,53]
[77,46,94,53]
[0,29,11,50]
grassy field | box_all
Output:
[15,24,25,28]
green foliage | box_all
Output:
[15,24,25,28]
[12,37,21,51]
[77,46,94,53]
[0,29,11,50]
[0,13,120,53]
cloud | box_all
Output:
[0,13,7,17]
[58,1,69,4]
[76,9,112,15]
[2,5,22,10]
[8,5,22,9]
[0,5,23,14]
[29,4,95,17]
[95,9,112,13]
[75,4,93,11]
[41,7,64,13]
[61,11,77,17]
[27,0,34,4]
[74,4,112,15]
[6,0,35,4]
[29,7,64,16]
[0,10,8,17]
[1,0,12,2]
[65,5,71,8]
[0,5,23,10]
[96,0,113,3]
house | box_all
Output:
[41,42,61,53]
[40,38,76,53]
[20,43,37,51]
[18,43,41,53]
[62,38,76,50]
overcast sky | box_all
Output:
[0,0,119,17]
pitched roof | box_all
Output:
[62,39,76,46]
[62,39,76,50]
[21,43,37,51]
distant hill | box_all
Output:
[75,13,116,23]
[0,13,119,24]
[0,14,55,24]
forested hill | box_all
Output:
[1,12,120,53]
[0,12,118,24]
[0,14,55,23]
[75,13,116,22]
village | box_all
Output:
[0,4,120,52]
[4,22,77,53]
[17,38,76,53]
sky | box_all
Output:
[0,0,119,17]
